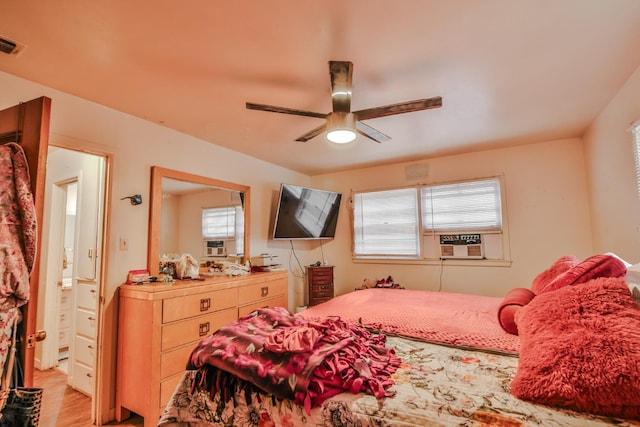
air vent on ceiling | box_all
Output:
[0,35,26,55]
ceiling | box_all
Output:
[2,1,640,175]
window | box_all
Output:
[422,178,502,232]
[353,188,419,257]
[202,206,237,239]
[202,206,244,255]
[352,177,504,260]
[631,121,640,198]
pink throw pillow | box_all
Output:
[511,277,640,420]
[530,255,578,294]
[497,287,536,335]
[539,254,627,294]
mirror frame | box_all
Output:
[148,166,251,276]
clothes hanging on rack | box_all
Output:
[0,142,37,384]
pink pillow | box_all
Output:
[497,287,535,335]
[530,255,578,294]
[511,277,640,420]
[539,254,627,294]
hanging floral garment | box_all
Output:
[0,142,37,380]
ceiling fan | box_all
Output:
[246,61,442,144]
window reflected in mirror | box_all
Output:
[161,177,245,262]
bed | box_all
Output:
[158,255,640,426]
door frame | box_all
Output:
[45,142,112,425]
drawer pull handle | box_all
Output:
[200,298,211,312]
[199,321,210,336]
[86,373,93,378]
[88,316,95,321]
[261,286,269,297]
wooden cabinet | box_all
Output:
[306,265,334,306]
[58,286,71,351]
[69,280,98,396]
[116,270,288,427]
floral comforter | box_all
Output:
[159,336,637,426]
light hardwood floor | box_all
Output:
[33,367,144,427]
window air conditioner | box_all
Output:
[203,240,227,257]
[439,234,484,259]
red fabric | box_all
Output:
[530,255,579,294]
[497,287,535,335]
[188,307,400,413]
[511,277,640,420]
[298,288,520,354]
[538,254,627,294]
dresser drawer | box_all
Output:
[163,288,237,324]
[310,296,332,306]
[76,307,97,339]
[74,335,96,366]
[59,309,71,329]
[72,361,94,396]
[238,294,287,317]
[238,279,286,306]
[160,373,184,411]
[312,283,333,293]
[160,343,194,379]
[59,328,70,348]
[161,307,237,351]
[76,282,98,310]
[59,288,72,310]
[309,267,333,277]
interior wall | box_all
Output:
[312,138,594,298]
[583,64,640,263]
[0,71,311,423]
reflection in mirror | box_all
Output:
[148,167,250,276]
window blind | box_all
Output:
[202,206,237,239]
[353,188,419,256]
[422,178,502,232]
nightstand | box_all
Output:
[306,265,334,306]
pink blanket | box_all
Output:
[298,288,520,354]
[188,306,400,413]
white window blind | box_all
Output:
[422,178,502,232]
[632,121,640,198]
[202,206,238,239]
[353,188,419,257]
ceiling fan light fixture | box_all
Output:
[326,112,356,144]
[326,129,356,144]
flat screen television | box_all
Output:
[272,183,342,240]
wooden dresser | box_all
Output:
[306,265,334,306]
[115,270,288,427]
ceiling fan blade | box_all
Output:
[295,123,327,142]
[246,102,327,119]
[356,121,391,143]
[354,96,442,121]
[329,61,353,113]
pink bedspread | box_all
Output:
[298,288,520,354]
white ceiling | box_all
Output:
[2,1,640,175]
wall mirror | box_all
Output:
[148,166,250,276]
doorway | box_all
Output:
[35,146,107,422]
